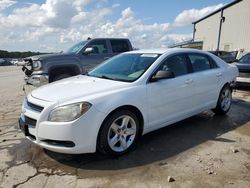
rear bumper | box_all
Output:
[25,74,49,87]
[236,77,250,86]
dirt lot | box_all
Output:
[0,66,250,188]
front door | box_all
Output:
[80,39,112,71]
[146,53,195,130]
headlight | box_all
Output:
[48,102,92,122]
[33,60,42,70]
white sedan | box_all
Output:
[19,48,238,155]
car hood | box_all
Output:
[31,75,130,102]
[27,53,75,61]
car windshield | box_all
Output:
[239,54,250,64]
[88,53,161,82]
[66,41,87,54]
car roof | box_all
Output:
[126,48,207,55]
[89,38,129,40]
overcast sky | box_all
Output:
[0,0,231,52]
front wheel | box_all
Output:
[97,110,140,156]
[213,85,232,115]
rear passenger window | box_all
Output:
[158,54,189,77]
[188,54,218,72]
[111,40,130,53]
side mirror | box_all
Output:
[151,70,175,82]
[83,47,94,55]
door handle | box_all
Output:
[216,72,222,77]
[185,79,193,84]
[104,57,110,60]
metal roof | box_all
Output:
[168,39,193,48]
[192,0,242,24]
[168,40,203,48]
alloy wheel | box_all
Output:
[220,87,232,111]
[107,115,137,152]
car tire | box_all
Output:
[97,110,140,156]
[51,73,72,82]
[213,85,232,115]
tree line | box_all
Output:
[0,50,46,58]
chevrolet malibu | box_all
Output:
[19,48,238,155]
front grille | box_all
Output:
[41,140,75,147]
[24,115,37,127]
[27,101,44,112]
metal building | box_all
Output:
[193,0,250,55]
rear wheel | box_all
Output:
[97,110,140,156]
[213,85,232,115]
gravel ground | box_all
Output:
[0,66,250,188]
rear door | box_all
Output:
[109,39,131,56]
[187,53,223,111]
[146,53,195,130]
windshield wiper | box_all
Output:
[101,75,132,82]
[87,74,114,80]
[87,74,131,82]
[99,75,116,80]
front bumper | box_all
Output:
[22,63,49,87]
[25,74,49,87]
[19,95,106,154]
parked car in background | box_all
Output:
[233,52,250,85]
[11,59,19,65]
[208,50,238,63]
[19,48,238,156]
[21,38,133,87]
[0,59,13,66]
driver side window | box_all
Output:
[87,40,108,54]
[158,54,189,77]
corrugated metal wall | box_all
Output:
[194,0,250,54]
[220,0,250,53]
[195,12,221,50]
